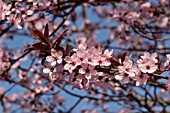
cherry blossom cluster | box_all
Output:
[105,1,169,50]
[115,52,158,86]
[43,42,170,92]
[0,0,63,29]
[0,0,25,29]
[43,43,115,91]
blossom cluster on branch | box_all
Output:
[43,42,170,93]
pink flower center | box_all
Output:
[105,78,109,82]
[71,62,76,66]
[77,40,81,44]
[86,68,90,73]
[80,57,84,61]
[99,60,102,64]
[54,57,58,60]
[146,65,150,70]
[88,58,92,62]
[139,74,143,78]
[125,68,129,72]
[98,76,103,80]
[124,73,128,77]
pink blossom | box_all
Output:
[118,108,130,113]
[87,46,102,56]
[94,6,110,17]
[35,19,46,30]
[73,43,87,51]
[109,29,115,40]
[50,64,65,81]
[0,1,11,20]
[72,74,89,90]
[37,1,51,10]
[115,73,132,84]
[160,0,168,4]
[141,52,158,63]
[135,74,149,86]
[84,52,99,66]
[42,87,49,93]
[166,54,170,60]
[103,49,113,58]
[75,34,87,45]
[97,49,113,66]
[64,53,81,73]
[10,93,18,101]
[137,52,158,73]
[140,2,151,8]
[159,17,169,28]
[83,46,102,66]
[0,48,10,72]
[137,60,158,73]
[63,20,71,26]
[79,63,97,79]
[72,79,83,90]
[97,56,111,66]
[18,70,27,80]
[92,72,115,92]
[100,76,115,92]
[43,68,55,79]
[7,14,22,29]
[164,54,170,68]
[56,95,65,105]
[76,50,86,64]
[43,64,61,81]
[0,87,4,95]
[46,49,63,66]
[74,44,101,66]
[102,105,108,111]
[118,56,139,77]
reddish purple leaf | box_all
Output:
[55,29,69,47]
